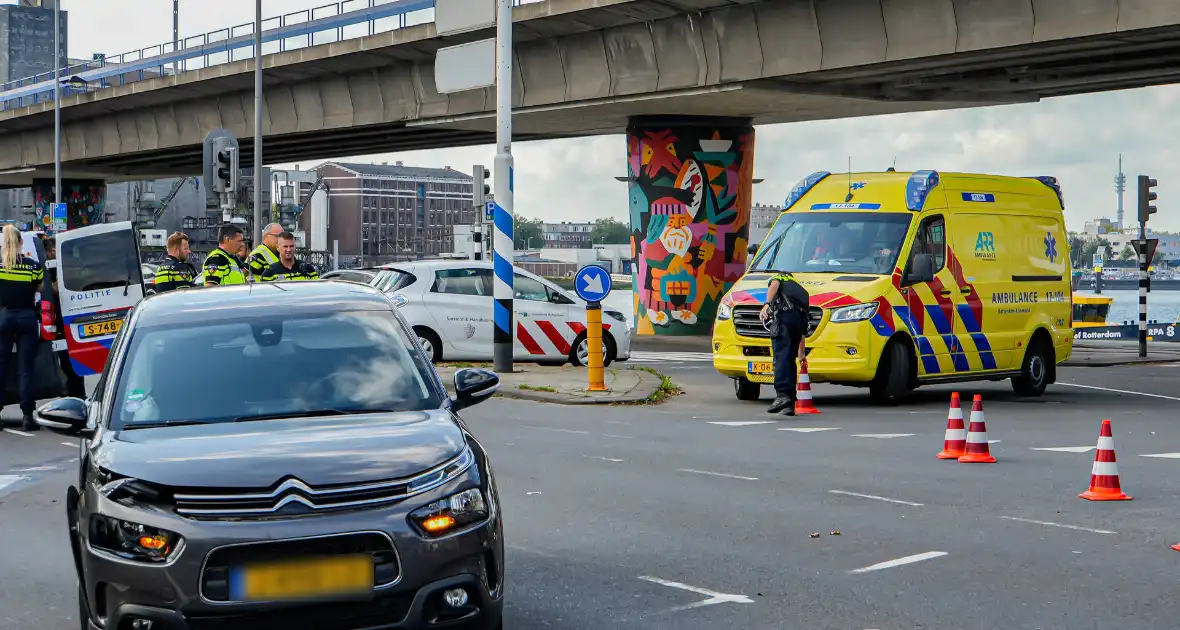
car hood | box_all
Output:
[724,272,891,308]
[94,410,467,488]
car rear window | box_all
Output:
[111,309,441,428]
[373,269,416,293]
[60,230,142,292]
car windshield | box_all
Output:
[751,212,913,275]
[111,309,441,428]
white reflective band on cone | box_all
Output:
[1091,461,1120,476]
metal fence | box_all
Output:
[0,0,538,111]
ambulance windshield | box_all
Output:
[751,212,913,275]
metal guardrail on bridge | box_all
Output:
[0,0,535,110]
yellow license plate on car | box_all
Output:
[747,361,774,375]
[79,319,122,339]
[236,554,374,602]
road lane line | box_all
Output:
[828,490,923,507]
[61,441,78,448]
[1032,446,1096,453]
[637,575,753,611]
[0,475,27,492]
[1058,382,1180,401]
[998,516,1116,535]
[583,455,625,463]
[679,468,758,481]
[3,428,32,437]
[848,551,947,574]
[850,433,915,439]
[778,427,841,433]
[708,421,777,426]
[520,425,590,435]
[1139,452,1180,459]
[602,433,632,439]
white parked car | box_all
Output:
[357,260,633,366]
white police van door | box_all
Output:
[56,221,145,376]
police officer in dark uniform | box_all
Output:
[0,225,45,430]
[152,232,198,293]
[260,232,320,282]
[759,271,810,415]
[202,224,249,286]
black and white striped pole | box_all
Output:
[1136,175,1158,358]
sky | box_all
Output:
[41,0,1180,232]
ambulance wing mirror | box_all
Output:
[747,243,759,256]
[907,254,934,285]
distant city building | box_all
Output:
[542,222,593,249]
[0,2,66,83]
[1083,218,1117,236]
[304,161,475,263]
[749,203,779,247]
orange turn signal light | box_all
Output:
[422,515,456,532]
[138,535,169,551]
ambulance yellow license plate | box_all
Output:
[79,319,122,339]
[234,554,374,602]
[747,361,774,375]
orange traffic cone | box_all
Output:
[794,359,821,415]
[1079,419,1131,501]
[958,394,996,463]
[937,392,967,460]
[1171,544,1180,552]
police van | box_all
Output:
[55,221,146,376]
[713,170,1073,404]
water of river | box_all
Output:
[602,288,1180,327]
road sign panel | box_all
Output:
[1131,238,1159,264]
[485,200,494,222]
[435,39,495,94]
[435,0,495,36]
[574,265,612,303]
[51,203,67,233]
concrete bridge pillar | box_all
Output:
[31,178,108,232]
[626,116,754,336]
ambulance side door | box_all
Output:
[899,213,965,376]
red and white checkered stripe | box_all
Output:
[515,319,612,356]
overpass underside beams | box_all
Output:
[627,115,751,337]
[31,178,106,232]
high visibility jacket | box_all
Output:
[246,244,280,278]
[202,248,248,286]
[260,259,320,282]
[153,255,197,293]
[0,255,43,310]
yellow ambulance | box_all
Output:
[713,170,1073,404]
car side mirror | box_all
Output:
[907,253,935,284]
[747,243,759,256]
[451,368,500,412]
[35,397,92,437]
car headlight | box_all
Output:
[391,294,409,308]
[409,488,489,537]
[716,301,733,321]
[89,515,181,563]
[830,302,878,323]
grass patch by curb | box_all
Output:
[518,384,557,393]
[625,366,681,404]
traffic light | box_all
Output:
[210,137,238,195]
[473,164,490,208]
[1138,174,1157,224]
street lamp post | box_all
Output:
[253,0,264,245]
[53,0,61,208]
[173,0,180,75]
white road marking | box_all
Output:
[603,420,631,425]
[848,551,947,574]
[708,421,777,427]
[1032,446,1096,453]
[2,428,32,437]
[778,427,841,433]
[520,425,590,435]
[61,441,78,448]
[11,465,57,472]
[679,468,758,481]
[602,433,633,439]
[988,440,1002,444]
[1058,382,1180,401]
[637,575,754,611]
[583,455,625,463]
[1140,452,1180,459]
[0,475,27,492]
[629,351,713,363]
[828,490,924,507]
[851,433,915,439]
[998,516,1116,535]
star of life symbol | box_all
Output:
[1044,232,1057,263]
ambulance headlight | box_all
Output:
[716,302,732,321]
[830,302,878,323]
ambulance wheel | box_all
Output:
[1011,335,1051,397]
[734,377,761,401]
[870,338,911,406]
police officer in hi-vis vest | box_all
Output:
[260,232,320,282]
[246,222,283,279]
[759,271,810,415]
[202,224,249,286]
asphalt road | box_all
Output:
[3,362,1180,629]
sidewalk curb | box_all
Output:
[1063,358,1180,367]
[437,365,675,405]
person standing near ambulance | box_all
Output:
[0,225,45,430]
[202,224,248,286]
[759,271,810,415]
[246,222,283,279]
[153,232,198,293]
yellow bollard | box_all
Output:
[586,302,609,391]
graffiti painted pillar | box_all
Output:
[32,178,108,234]
[626,116,754,336]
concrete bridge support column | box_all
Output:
[626,115,754,336]
[31,178,107,232]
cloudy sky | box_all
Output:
[51,0,1180,232]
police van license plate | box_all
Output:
[747,361,774,375]
[79,319,122,340]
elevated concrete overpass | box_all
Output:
[0,0,1178,184]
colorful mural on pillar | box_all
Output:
[626,119,753,336]
[32,178,107,234]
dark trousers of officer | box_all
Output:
[771,309,808,399]
[0,309,40,414]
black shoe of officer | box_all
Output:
[767,397,792,414]
[781,403,796,417]
[21,413,38,432]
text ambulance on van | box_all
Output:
[713,170,1073,405]
[55,221,146,376]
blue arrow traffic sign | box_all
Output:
[574,264,612,303]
